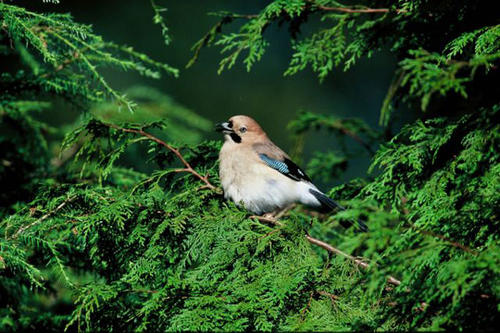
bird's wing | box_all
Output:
[253,142,311,182]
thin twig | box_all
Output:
[305,235,369,269]
[258,228,281,241]
[300,291,314,320]
[40,50,81,78]
[315,5,407,14]
[412,224,478,255]
[339,126,375,155]
[105,123,218,191]
[251,214,434,309]
[12,195,76,239]
[400,197,478,255]
[317,290,339,303]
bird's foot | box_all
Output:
[274,204,295,219]
[249,213,283,226]
[262,212,276,220]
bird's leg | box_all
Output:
[262,204,295,221]
[249,205,295,226]
[249,211,281,225]
[262,211,277,220]
[273,204,296,219]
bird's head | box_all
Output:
[216,115,267,144]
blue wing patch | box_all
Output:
[259,154,289,173]
[258,153,311,182]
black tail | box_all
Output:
[309,189,368,232]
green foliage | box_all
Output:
[189,1,498,121]
[0,1,177,110]
[215,0,305,74]
[358,106,500,330]
[150,0,171,47]
[400,24,500,111]
[1,0,499,332]
[91,86,212,145]
[285,16,348,81]
[288,111,379,155]
[306,151,347,184]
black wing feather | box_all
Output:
[258,152,368,232]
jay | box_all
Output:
[216,115,368,231]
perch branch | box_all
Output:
[105,123,218,191]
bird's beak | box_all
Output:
[215,122,233,134]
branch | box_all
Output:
[11,195,76,239]
[316,6,407,14]
[188,2,407,69]
[40,50,80,78]
[186,12,257,69]
[105,123,218,191]
[250,214,402,286]
[400,197,478,255]
[338,126,375,155]
[311,0,408,15]
[411,223,478,255]
[98,125,456,294]
[317,290,339,303]
[150,0,171,46]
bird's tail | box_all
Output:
[309,189,368,232]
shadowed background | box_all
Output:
[16,0,406,186]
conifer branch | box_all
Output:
[39,49,81,78]
[11,195,76,239]
[105,123,218,191]
[251,214,433,310]
[249,214,402,286]
[314,5,407,14]
[150,0,171,46]
[401,198,478,255]
[317,290,339,302]
[410,223,478,255]
[48,31,136,110]
[186,12,256,69]
[306,0,407,14]
[2,2,497,329]
[337,126,375,155]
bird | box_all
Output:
[215,115,368,231]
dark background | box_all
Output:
[16,0,410,186]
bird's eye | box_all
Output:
[240,127,247,133]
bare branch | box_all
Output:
[12,195,76,239]
[105,123,218,192]
[315,5,407,14]
[317,290,339,303]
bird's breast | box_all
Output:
[219,148,263,196]
[218,145,299,214]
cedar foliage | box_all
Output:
[1,0,499,331]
